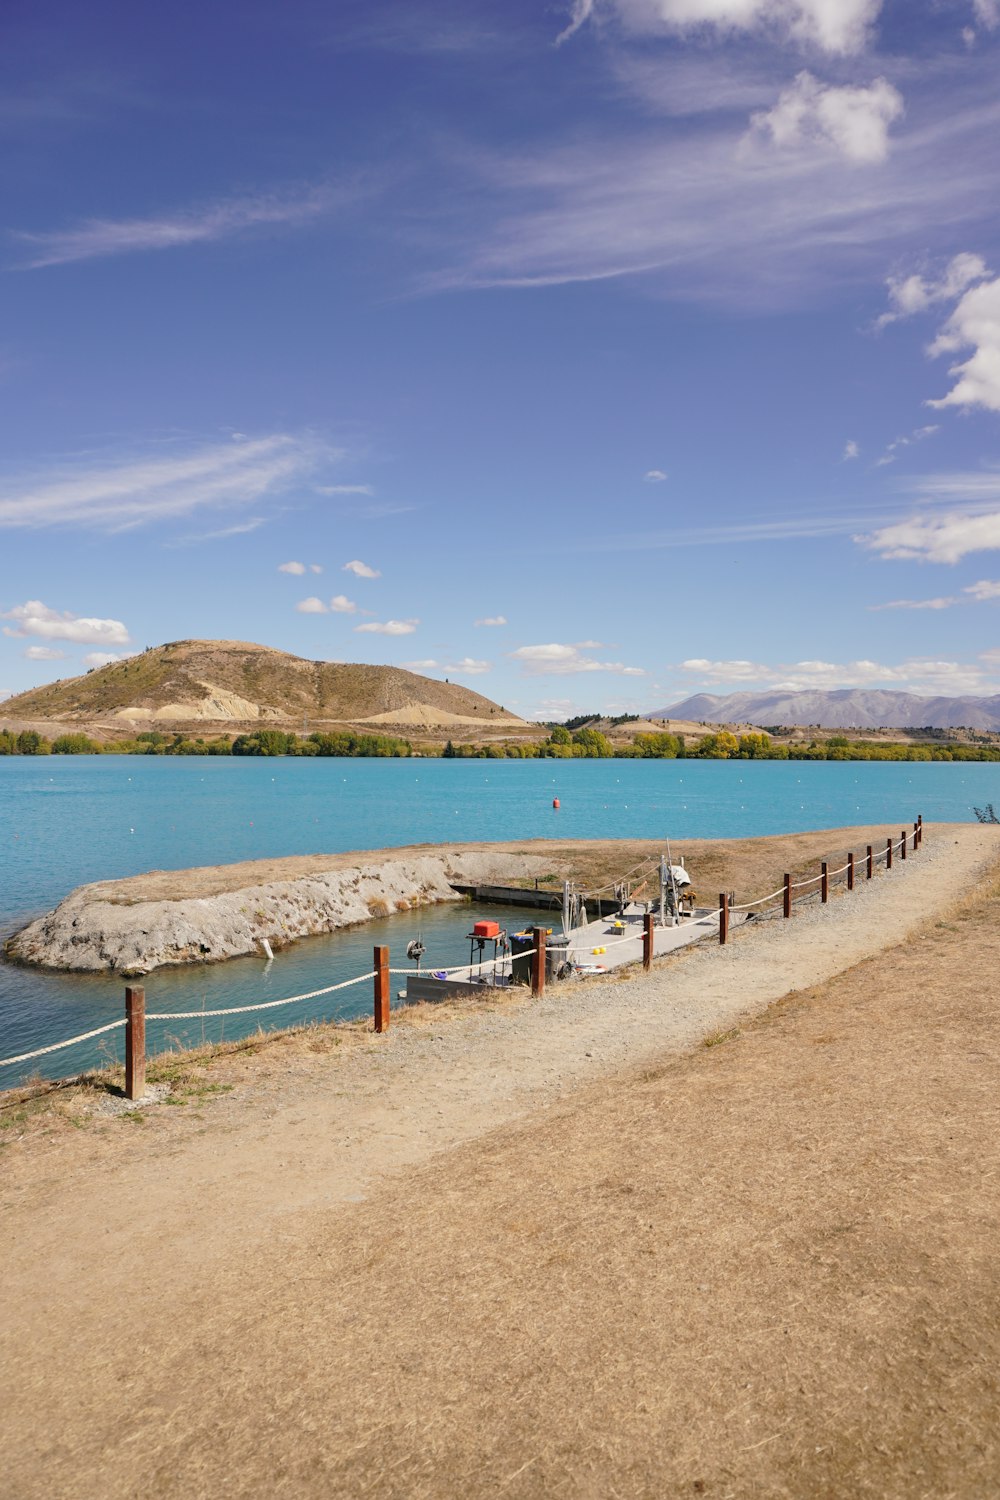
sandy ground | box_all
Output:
[2,821,999,1497]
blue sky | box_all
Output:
[4,0,1000,719]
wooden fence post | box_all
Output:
[886,836,893,870]
[900,829,907,861]
[847,852,855,891]
[124,985,146,1101]
[783,873,792,919]
[917,814,923,848]
[642,912,654,971]
[912,821,919,853]
[821,862,829,903]
[373,945,390,1033]
[718,894,728,945]
[531,926,546,997]
[866,844,873,879]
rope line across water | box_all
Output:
[0,1018,126,1071]
[145,970,377,1021]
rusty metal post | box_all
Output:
[124,985,146,1101]
[783,873,792,919]
[531,926,546,997]
[886,836,893,870]
[718,893,728,945]
[821,861,829,903]
[866,844,873,879]
[373,945,390,1033]
[900,829,907,861]
[847,852,855,891]
[642,912,654,971]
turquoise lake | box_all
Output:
[1,755,994,1087]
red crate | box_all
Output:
[473,920,500,939]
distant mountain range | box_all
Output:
[652,688,1000,732]
[1,639,525,733]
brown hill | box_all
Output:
[1,639,527,735]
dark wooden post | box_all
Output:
[900,829,907,861]
[917,814,923,848]
[847,852,855,891]
[866,844,873,879]
[531,926,546,997]
[642,912,654,971]
[124,985,146,1101]
[718,894,728,945]
[912,821,919,852]
[821,862,829,903]
[783,873,792,919]
[886,836,893,870]
[373,945,390,1033]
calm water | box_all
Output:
[1,755,993,1086]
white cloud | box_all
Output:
[0,432,338,531]
[296,596,328,614]
[974,0,999,27]
[749,72,903,165]
[843,440,860,460]
[84,652,124,668]
[569,0,881,55]
[330,594,357,613]
[315,484,375,496]
[23,645,65,660]
[928,274,1000,414]
[860,510,1000,564]
[874,423,939,468]
[877,252,990,330]
[965,578,1000,599]
[868,597,956,611]
[870,579,1000,609]
[643,469,668,482]
[354,619,418,635]
[14,185,329,269]
[676,654,991,694]
[279,561,306,575]
[309,564,323,574]
[403,657,492,675]
[343,559,381,578]
[2,600,130,646]
[475,614,508,626]
[509,642,645,676]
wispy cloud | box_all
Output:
[354,619,418,635]
[873,423,939,469]
[0,432,338,531]
[343,559,381,578]
[843,440,860,460]
[13,185,330,269]
[675,653,994,695]
[403,657,492,675]
[509,642,644,676]
[315,484,375,496]
[84,651,126,668]
[475,614,507,627]
[560,0,882,55]
[23,645,65,661]
[2,600,130,646]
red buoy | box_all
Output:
[552,797,560,809]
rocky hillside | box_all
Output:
[653,688,1000,731]
[1,639,525,731]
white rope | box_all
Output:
[0,1018,126,1070]
[731,884,786,912]
[146,971,376,1021]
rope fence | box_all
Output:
[0,814,924,1095]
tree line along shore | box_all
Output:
[3,724,1000,762]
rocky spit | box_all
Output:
[4,848,555,976]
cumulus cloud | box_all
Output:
[23,645,65,660]
[860,510,1000,564]
[330,594,357,613]
[564,0,881,54]
[354,619,418,635]
[748,72,903,164]
[403,657,492,675]
[877,252,990,330]
[965,578,1000,599]
[343,559,381,578]
[928,274,1000,414]
[295,596,328,614]
[475,615,508,626]
[2,600,130,646]
[279,561,306,575]
[509,642,645,676]
[974,0,999,27]
[0,432,339,532]
[84,651,124,668]
[643,469,668,482]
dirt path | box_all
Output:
[2,822,999,1497]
